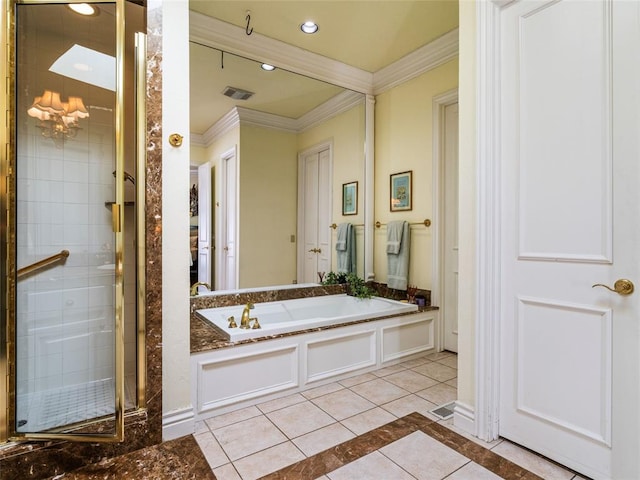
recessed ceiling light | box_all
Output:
[300,21,319,34]
[261,64,276,71]
[68,3,99,16]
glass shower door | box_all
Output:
[10,0,126,441]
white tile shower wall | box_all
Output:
[16,112,120,405]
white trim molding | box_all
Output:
[431,88,459,352]
[373,29,459,95]
[236,107,298,133]
[199,92,365,147]
[298,91,364,133]
[201,108,240,146]
[475,0,504,443]
[453,401,476,434]
[162,406,195,441]
[190,12,373,94]
[364,94,375,281]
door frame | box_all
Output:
[297,140,333,283]
[215,146,238,290]
[432,88,459,352]
[473,0,510,445]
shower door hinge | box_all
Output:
[111,203,122,233]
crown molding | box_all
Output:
[190,12,373,94]
[236,107,299,133]
[372,28,459,95]
[297,90,364,132]
[201,91,365,146]
[190,133,206,147]
[200,107,240,146]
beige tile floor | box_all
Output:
[194,351,585,480]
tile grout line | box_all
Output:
[253,412,550,480]
[204,353,460,478]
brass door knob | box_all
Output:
[308,248,321,253]
[592,279,635,295]
[168,133,183,147]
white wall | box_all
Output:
[161,0,193,439]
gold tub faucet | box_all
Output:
[190,281,211,296]
[240,303,254,329]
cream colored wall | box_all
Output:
[161,0,191,425]
[373,59,458,290]
[456,0,477,416]
[190,144,207,166]
[298,103,366,277]
[206,128,239,165]
[239,125,298,287]
[205,127,238,290]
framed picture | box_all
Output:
[390,171,412,211]
[342,181,358,215]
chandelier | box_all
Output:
[27,90,89,147]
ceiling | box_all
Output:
[189,44,347,134]
[189,1,459,73]
[189,1,459,136]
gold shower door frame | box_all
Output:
[1,0,146,443]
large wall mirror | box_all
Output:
[189,42,367,293]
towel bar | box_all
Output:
[375,219,431,228]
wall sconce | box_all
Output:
[27,90,89,147]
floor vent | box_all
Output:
[430,401,456,420]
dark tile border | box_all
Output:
[259,412,543,480]
[58,435,216,480]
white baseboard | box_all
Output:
[162,406,195,441]
[453,400,475,435]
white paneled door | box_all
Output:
[499,1,640,479]
[216,148,238,291]
[299,145,332,284]
[198,161,212,287]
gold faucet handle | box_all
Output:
[250,317,261,329]
[227,316,237,328]
[247,302,254,309]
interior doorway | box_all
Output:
[215,147,238,291]
[297,142,332,284]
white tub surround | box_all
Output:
[191,307,435,420]
[196,294,418,341]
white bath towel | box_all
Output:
[387,220,410,290]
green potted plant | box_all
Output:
[322,271,375,299]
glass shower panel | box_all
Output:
[14,2,121,434]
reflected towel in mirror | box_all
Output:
[336,223,356,273]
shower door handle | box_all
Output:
[17,250,69,279]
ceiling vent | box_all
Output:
[222,86,254,100]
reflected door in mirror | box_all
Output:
[301,146,332,283]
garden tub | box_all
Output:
[196,293,418,342]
